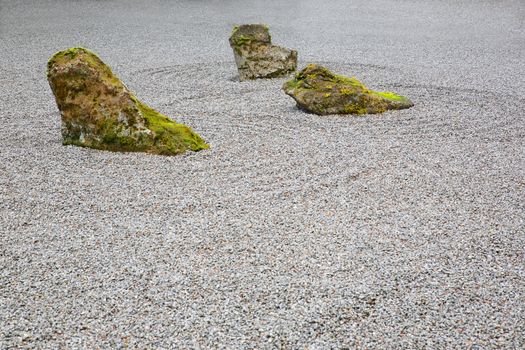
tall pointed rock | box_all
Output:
[47,47,208,155]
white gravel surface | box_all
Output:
[1,0,524,348]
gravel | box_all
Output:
[1,0,524,348]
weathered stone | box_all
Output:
[229,24,297,81]
[283,64,414,115]
[47,47,208,155]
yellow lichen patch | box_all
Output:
[343,104,367,115]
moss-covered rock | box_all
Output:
[47,47,208,155]
[283,64,414,115]
[229,24,297,81]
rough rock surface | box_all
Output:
[283,64,414,115]
[47,47,208,155]
[229,24,297,81]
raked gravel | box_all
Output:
[1,0,524,348]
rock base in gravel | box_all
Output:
[47,47,208,155]
[229,24,297,81]
[283,64,413,115]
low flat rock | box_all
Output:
[229,24,297,81]
[47,47,208,155]
[283,64,413,115]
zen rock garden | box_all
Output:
[47,24,412,156]
[5,2,524,348]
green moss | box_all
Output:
[332,74,367,90]
[372,91,408,102]
[135,100,209,154]
[231,34,252,46]
[283,79,303,90]
[71,100,210,156]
